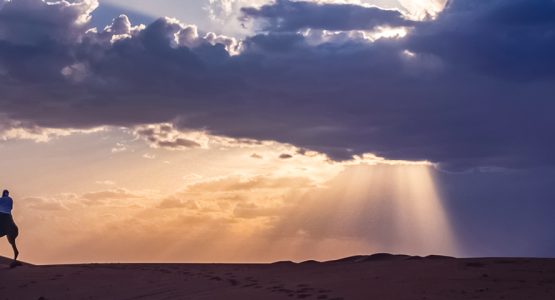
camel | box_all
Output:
[0,215,19,268]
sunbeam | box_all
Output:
[245,163,458,262]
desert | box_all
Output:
[2,254,555,300]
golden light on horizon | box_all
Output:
[0,127,457,263]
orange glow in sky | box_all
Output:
[0,126,456,264]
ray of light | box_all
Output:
[252,163,458,261]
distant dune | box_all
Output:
[1,254,554,299]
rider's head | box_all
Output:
[2,190,8,197]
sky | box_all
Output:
[0,0,554,264]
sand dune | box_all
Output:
[1,254,554,300]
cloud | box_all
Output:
[0,119,105,142]
[233,202,281,219]
[407,0,555,80]
[0,0,98,45]
[184,175,313,193]
[133,123,270,150]
[111,142,127,153]
[279,153,293,159]
[81,188,142,205]
[158,197,199,209]
[20,197,68,211]
[398,0,447,20]
[250,153,263,159]
[0,0,554,170]
[96,180,116,185]
[134,124,202,150]
[142,153,156,159]
[205,0,269,34]
[157,138,201,149]
[241,0,413,32]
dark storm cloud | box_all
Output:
[0,0,554,170]
[408,0,555,80]
[0,0,96,45]
[240,0,413,32]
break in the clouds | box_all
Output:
[0,0,554,170]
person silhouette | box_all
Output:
[0,190,19,267]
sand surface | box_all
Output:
[1,254,554,300]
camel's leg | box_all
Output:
[7,234,19,261]
[7,225,19,261]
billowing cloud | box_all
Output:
[0,0,554,170]
[0,0,97,45]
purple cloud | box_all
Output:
[240,0,413,32]
[0,0,554,170]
